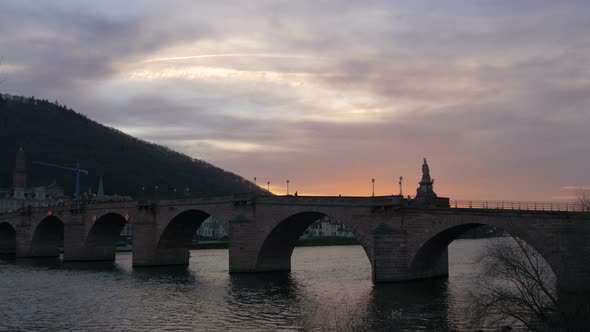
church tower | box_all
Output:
[97,176,104,197]
[12,147,27,199]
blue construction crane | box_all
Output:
[32,161,89,198]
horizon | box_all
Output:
[1,1,589,200]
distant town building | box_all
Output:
[119,215,354,243]
[193,217,226,241]
[0,148,65,213]
[120,223,132,240]
[300,216,355,239]
[79,177,132,203]
[119,217,227,242]
[190,216,355,241]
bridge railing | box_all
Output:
[450,200,587,212]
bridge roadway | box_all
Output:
[0,194,589,303]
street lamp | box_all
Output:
[287,180,290,195]
[399,176,403,196]
[267,181,270,192]
[371,178,375,197]
[253,176,257,186]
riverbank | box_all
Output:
[115,237,361,252]
[189,237,360,249]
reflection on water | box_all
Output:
[0,239,497,331]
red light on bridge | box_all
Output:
[125,213,131,222]
[47,210,52,216]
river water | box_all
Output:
[0,239,504,331]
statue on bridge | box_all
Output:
[421,158,431,183]
[414,158,438,206]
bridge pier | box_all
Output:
[62,218,119,261]
[62,218,86,260]
[554,219,590,321]
[371,223,449,283]
[14,215,64,258]
[558,288,590,324]
[15,224,35,257]
[62,216,109,261]
[0,223,16,254]
[132,210,190,266]
[228,216,259,272]
[16,239,60,257]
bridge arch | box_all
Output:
[0,222,16,255]
[159,209,211,248]
[408,222,558,283]
[84,212,129,260]
[154,209,227,265]
[256,211,371,272]
[31,216,64,257]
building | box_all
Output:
[118,216,354,243]
[191,216,355,241]
[300,216,355,239]
[80,176,132,203]
[0,148,65,213]
[120,223,133,241]
[193,217,227,241]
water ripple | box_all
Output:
[0,241,507,331]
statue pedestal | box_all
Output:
[413,159,441,207]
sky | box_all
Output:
[0,0,589,200]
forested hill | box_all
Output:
[0,94,266,197]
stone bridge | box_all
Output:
[0,194,589,300]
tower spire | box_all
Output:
[12,147,27,198]
[97,176,104,197]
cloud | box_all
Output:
[1,0,589,200]
[143,53,325,63]
[0,1,213,96]
[560,186,590,191]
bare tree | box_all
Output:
[578,189,590,211]
[470,237,563,330]
[470,190,590,330]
